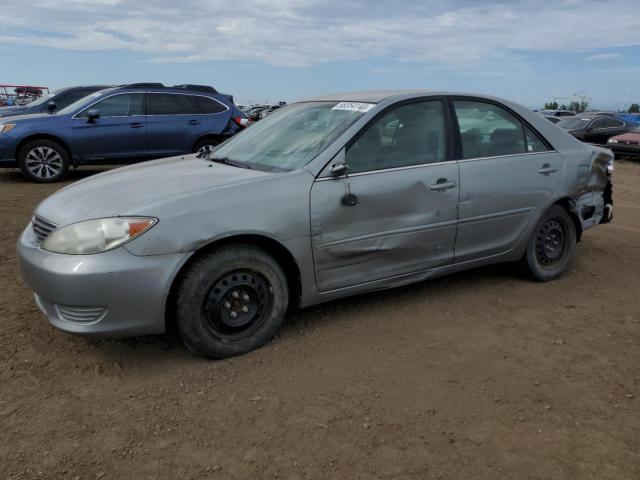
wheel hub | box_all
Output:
[535,219,566,266]
[204,270,273,339]
[25,146,63,179]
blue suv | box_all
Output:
[0,83,249,182]
[0,85,111,118]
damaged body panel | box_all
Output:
[18,90,613,353]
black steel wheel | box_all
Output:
[204,270,274,342]
[175,245,288,359]
[524,205,576,282]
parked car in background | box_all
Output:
[18,91,612,359]
[542,115,562,124]
[607,125,640,158]
[244,105,270,121]
[538,109,575,118]
[0,83,249,182]
[0,86,111,118]
[556,113,628,145]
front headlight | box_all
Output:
[608,139,618,144]
[0,123,15,134]
[42,217,157,254]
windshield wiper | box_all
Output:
[207,156,252,169]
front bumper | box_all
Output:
[609,143,640,157]
[0,135,16,166]
[17,225,190,337]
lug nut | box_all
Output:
[242,294,250,301]
[232,291,240,298]
[230,311,238,318]
[224,302,231,309]
[241,306,249,313]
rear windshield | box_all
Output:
[211,101,372,171]
[556,117,591,130]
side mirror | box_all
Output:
[330,163,349,176]
[46,101,57,112]
[86,109,100,123]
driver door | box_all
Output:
[73,92,147,161]
[310,99,459,292]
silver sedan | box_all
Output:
[18,90,613,358]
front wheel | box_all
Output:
[18,139,70,183]
[175,245,289,359]
[523,205,577,282]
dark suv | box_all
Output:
[0,85,111,117]
[0,83,249,182]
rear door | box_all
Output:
[451,98,564,262]
[72,92,147,161]
[145,92,211,156]
[310,99,459,291]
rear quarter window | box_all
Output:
[192,96,227,114]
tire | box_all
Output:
[175,244,289,359]
[18,139,70,183]
[523,205,577,282]
[193,138,220,158]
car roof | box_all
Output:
[300,90,436,103]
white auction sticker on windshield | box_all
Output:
[332,102,375,113]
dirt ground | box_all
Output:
[1,161,639,480]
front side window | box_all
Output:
[147,93,200,115]
[345,100,446,173]
[79,93,144,118]
[454,100,526,159]
[211,101,369,172]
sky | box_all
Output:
[1,0,639,109]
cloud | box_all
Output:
[585,52,623,61]
[0,0,639,68]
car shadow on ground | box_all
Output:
[85,262,520,364]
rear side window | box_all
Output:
[596,118,624,128]
[81,93,144,117]
[346,100,446,173]
[453,100,549,158]
[147,93,200,115]
[192,95,227,114]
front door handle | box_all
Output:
[430,179,457,191]
[130,122,144,129]
[538,164,558,175]
[188,120,201,126]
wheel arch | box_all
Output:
[552,197,583,242]
[165,233,302,333]
[16,134,74,165]
[191,134,226,152]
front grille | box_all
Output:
[32,215,57,243]
[55,305,107,323]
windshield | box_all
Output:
[211,101,372,171]
[57,89,111,116]
[24,91,57,107]
[557,117,591,130]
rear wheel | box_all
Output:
[18,139,70,183]
[193,138,221,158]
[523,205,576,282]
[175,245,289,359]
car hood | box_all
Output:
[610,132,640,143]
[0,112,58,123]
[0,106,28,117]
[36,156,274,226]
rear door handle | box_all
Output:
[538,163,558,175]
[188,120,201,126]
[130,122,144,129]
[430,179,457,191]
